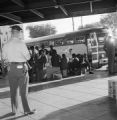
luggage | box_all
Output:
[108,80,117,99]
[52,73,62,80]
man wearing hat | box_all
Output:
[2,25,35,115]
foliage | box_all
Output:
[78,22,102,30]
[78,12,117,30]
[26,24,57,38]
[100,12,117,29]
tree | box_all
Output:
[99,12,117,36]
[26,24,57,38]
[78,22,102,30]
[100,13,117,29]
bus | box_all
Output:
[25,27,108,68]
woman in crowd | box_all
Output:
[35,49,47,82]
[60,54,68,78]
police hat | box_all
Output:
[11,25,22,31]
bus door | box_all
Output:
[97,32,108,66]
[87,32,99,67]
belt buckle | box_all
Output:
[17,65,23,69]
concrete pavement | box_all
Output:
[0,67,117,120]
[1,75,117,120]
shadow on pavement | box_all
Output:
[5,115,27,120]
[0,70,112,99]
[29,70,110,93]
[0,76,9,88]
[0,91,10,99]
[0,112,27,120]
[39,97,117,120]
[0,112,14,119]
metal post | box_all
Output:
[0,36,4,76]
[72,17,75,31]
[81,16,83,28]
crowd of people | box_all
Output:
[27,44,94,83]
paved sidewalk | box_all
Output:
[0,74,117,120]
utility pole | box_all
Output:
[72,17,75,31]
[81,16,83,28]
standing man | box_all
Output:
[49,45,56,55]
[104,29,115,75]
[2,25,35,115]
[67,49,73,74]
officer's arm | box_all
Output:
[1,45,9,68]
[2,45,9,62]
[22,43,31,61]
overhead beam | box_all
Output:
[0,0,103,14]
[71,7,116,17]
[0,13,22,23]
[11,0,24,7]
[59,5,68,16]
[53,0,57,3]
[30,9,44,18]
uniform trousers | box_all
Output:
[8,63,31,113]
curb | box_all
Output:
[0,75,85,93]
[28,75,85,92]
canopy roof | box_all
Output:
[0,0,116,26]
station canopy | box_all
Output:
[0,0,116,26]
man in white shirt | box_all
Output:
[2,25,35,115]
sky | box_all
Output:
[23,14,103,40]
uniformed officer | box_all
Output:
[104,28,116,75]
[2,25,35,115]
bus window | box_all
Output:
[40,41,49,47]
[97,32,106,38]
[44,41,49,47]
[99,53,107,59]
[49,40,54,46]
[64,37,74,45]
[75,36,85,44]
[66,40,74,45]
[97,33,106,46]
[55,39,63,46]
[92,54,98,60]
[98,42,104,46]
[91,48,98,52]
[98,47,104,51]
